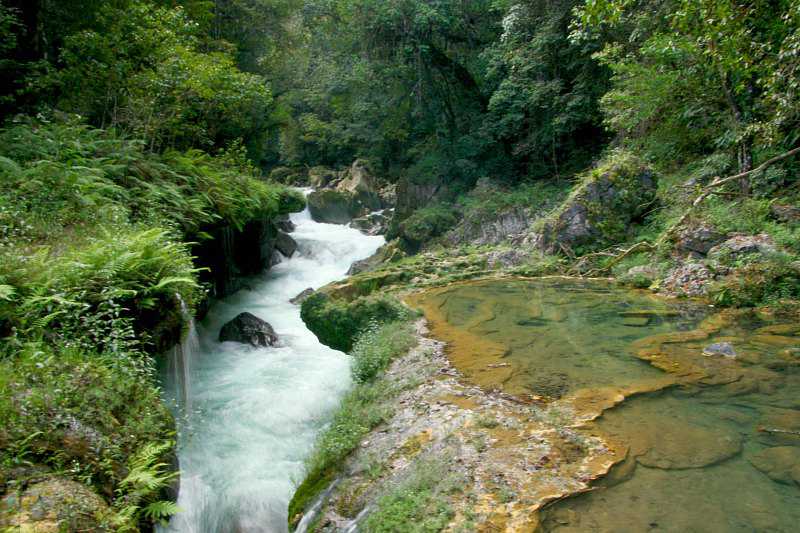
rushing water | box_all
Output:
[410,279,800,532]
[162,206,383,533]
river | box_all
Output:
[162,204,384,533]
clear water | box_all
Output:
[410,280,800,532]
[161,207,383,533]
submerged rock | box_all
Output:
[291,288,315,305]
[0,476,110,532]
[219,312,278,347]
[703,342,737,358]
[275,231,298,258]
[749,447,800,486]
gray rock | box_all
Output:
[275,214,295,233]
[661,262,714,297]
[708,233,777,260]
[275,231,298,258]
[486,249,531,268]
[351,210,391,236]
[219,312,278,347]
[674,222,725,256]
[626,265,659,279]
[703,342,737,358]
[290,288,315,305]
[447,208,532,246]
[528,153,657,254]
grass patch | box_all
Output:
[362,457,461,533]
[288,317,418,528]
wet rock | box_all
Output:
[703,342,737,358]
[275,231,298,258]
[661,262,714,297]
[336,159,382,211]
[307,189,362,224]
[674,222,725,256]
[347,242,406,275]
[269,166,306,185]
[708,233,777,260]
[748,447,800,486]
[275,214,295,233]
[0,476,109,532]
[291,288,315,305]
[351,210,391,236]
[528,153,657,254]
[219,312,278,347]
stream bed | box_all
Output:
[161,207,383,533]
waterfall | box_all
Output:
[162,205,384,533]
[167,293,200,412]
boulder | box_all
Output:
[486,249,531,269]
[748,446,800,486]
[307,189,363,224]
[708,233,777,260]
[219,312,278,347]
[528,153,657,254]
[336,159,381,209]
[275,214,295,233]
[269,166,306,185]
[674,222,725,256]
[275,231,298,258]
[308,166,339,189]
[290,288,315,305]
[351,210,391,236]
[0,476,110,532]
[448,207,532,246]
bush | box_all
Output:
[709,258,800,307]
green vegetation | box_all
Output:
[289,314,417,528]
[363,458,461,533]
[301,292,413,352]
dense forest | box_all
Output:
[1,0,800,531]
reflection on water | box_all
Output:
[408,279,800,532]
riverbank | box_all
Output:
[292,271,800,532]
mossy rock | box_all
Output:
[300,292,411,352]
[0,476,110,532]
[531,151,657,254]
[307,189,363,224]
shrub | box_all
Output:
[398,205,460,248]
[709,258,800,307]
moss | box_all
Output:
[300,292,413,352]
[396,205,460,250]
[709,259,800,307]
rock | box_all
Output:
[708,233,777,260]
[335,160,382,211]
[674,222,725,256]
[307,189,362,224]
[219,312,278,347]
[275,214,295,233]
[308,166,339,188]
[0,476,110,532]
[703,342,737,358]
[661,262,714,297]
[291,288,315,305]
[275,231,298,258]
[625,265,659,282]
[748,447,800,485]
[485,249,531,269]
[269,166,306,185]
[528,153,657,254]
[351,210,391,236]
[770,203,800,224]
[447,207,532,246]
[347,242,406,275]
